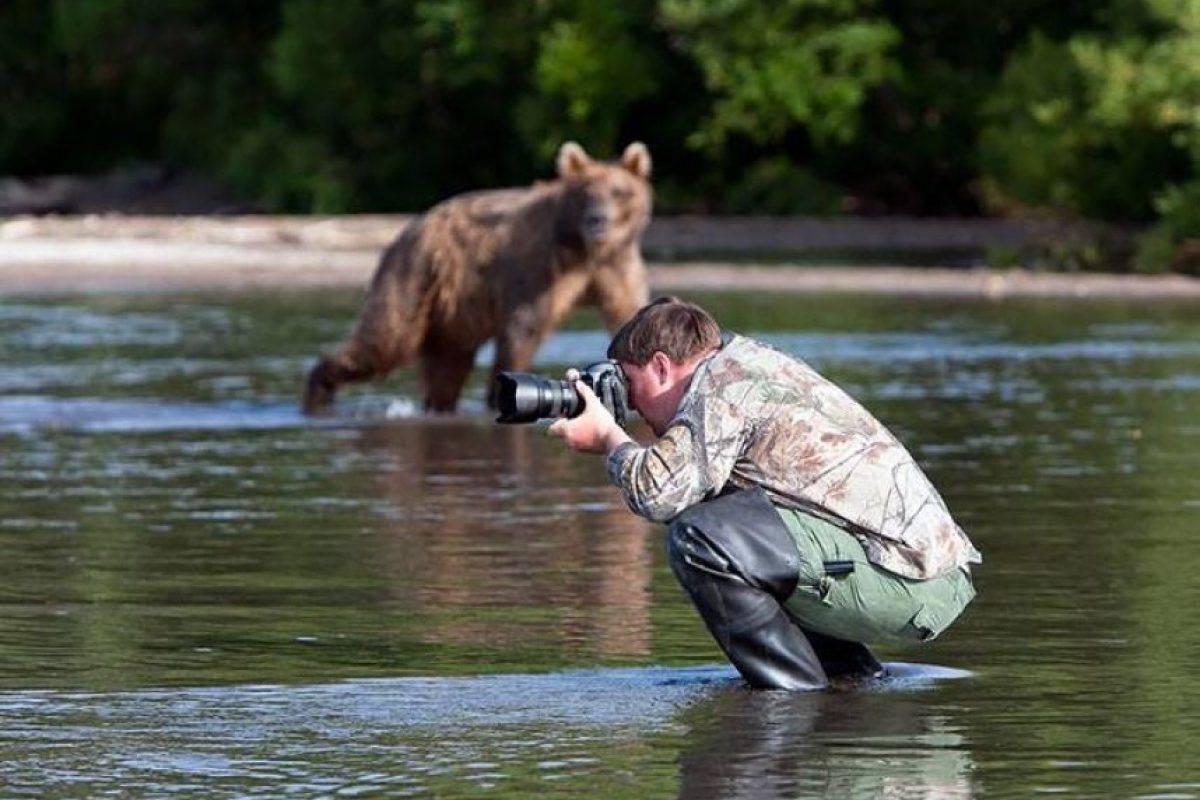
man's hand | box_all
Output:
[548,378,632,455]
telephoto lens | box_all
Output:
[494,360,629,425]
[493,373,579,424]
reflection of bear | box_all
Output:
[304,142,652,413]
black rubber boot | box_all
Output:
[801,627,884,685]
[667,489,829,691]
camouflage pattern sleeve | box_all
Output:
[606,425,708,521]
[605,388,747,522]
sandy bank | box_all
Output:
[2,214,1197,299]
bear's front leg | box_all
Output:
[303,343,378,415]
[419,333,478,413]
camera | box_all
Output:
[494,360,631,426]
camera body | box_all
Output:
[494,360,631,425]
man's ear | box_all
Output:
[651,351,672,384]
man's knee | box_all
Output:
[665,519,718,579]
[665,520,689,567]
[666,491,802,600]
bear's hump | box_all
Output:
[426,186,547,230]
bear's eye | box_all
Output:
[611,187,633,201]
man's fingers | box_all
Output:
[575,379,599,401]
[547,419,566,438]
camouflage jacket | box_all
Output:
[607,336,981,580]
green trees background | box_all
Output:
[4,0,1200,268]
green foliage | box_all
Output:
[978,2,1200,271]
[723,157,844,214]
[2,0,1200,261]
[1134,227,1179,273]
[979,32,1194,221]
[1023,234,1136,274]
[51,0,277,172]
[0,1,68,174]
[222,119,351,213]
[1137,179,1200,272]
[243,0,544,210]
[660,0,899,151]
[526,3,662,158]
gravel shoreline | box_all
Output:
[2,214,1197,298]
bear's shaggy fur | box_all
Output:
[304,142,652,413]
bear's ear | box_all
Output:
[557,142,591,178]
[621,142,652,179]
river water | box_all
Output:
[1,289,1198,798]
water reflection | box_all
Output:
[354,422,655,661]
[677,684,973,799]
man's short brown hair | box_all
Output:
[607,296,722,365]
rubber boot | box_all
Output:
[667,489,829,691]
[802,627,884,685]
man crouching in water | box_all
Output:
[549,297,981,690]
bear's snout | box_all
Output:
[583,208,611,240]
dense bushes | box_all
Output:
[3,0,1200,270]
[977,1,1200,270]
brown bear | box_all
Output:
[303,141,653,414]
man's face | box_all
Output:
[619,356,678,436]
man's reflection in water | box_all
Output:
[351,421,654,658]
[676,687,974,800]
